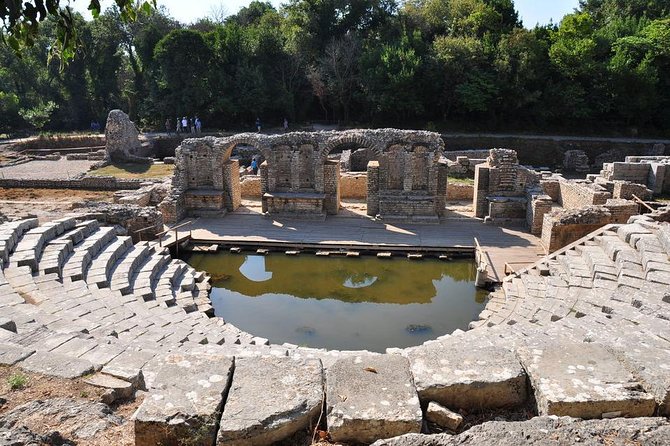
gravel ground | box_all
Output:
[0,159,96,180]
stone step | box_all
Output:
[86,236,133,288]
[12,217,76,272]
[109,243,155,295]
[134,353,234,445]
[217,356,323,445]
[517,341,656,419]
[0,218,39,266]
[38,223,98,277]
[409,334,527,410]
[326,353,422,444]
[61,226,118,281]
[134,253,171,293]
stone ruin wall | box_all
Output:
[558,181,610,209]
[538,178,643,253]
[473,149,540,220]
[168,129,447,221]
[598,156,670,195]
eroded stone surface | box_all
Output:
[425,402,462,431]
[0,343,34,366]
[406,337,527,410]
[217,357,323,445]
[20,351,94,379]
[83,373,135,404]
[517,342,656,418]
[0,398,122,441]
[371,416,670,446]
[133,353,234,446]
[326,354,422,444]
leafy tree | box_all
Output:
[0,0,155,63]
[154,29,212,117]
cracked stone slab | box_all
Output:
[0,398,123,442]
[406,336,527,411]
[217,357,323,445]
[20,351,94,378]
[326,354,422,444]
[371,416,670,446]
[0,342,34,366]
[517,341,656,418]
[133,352,234,446]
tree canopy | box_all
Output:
[1,0,669,136]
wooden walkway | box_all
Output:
[175,212,545,283]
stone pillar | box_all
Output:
[367,161,380,216]
[324,161,340,215]
[260,161,269,213]
[527,192,554,236]
[435,161,448,217]
[291,149,301,190]
[473,164,490,218]
[222,159,241,211]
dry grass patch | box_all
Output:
[0,365,142,446]
[89,162,174,179]
[0,187,114,203]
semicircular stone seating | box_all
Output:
[0,214,669,445]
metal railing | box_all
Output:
[157,219,198,256]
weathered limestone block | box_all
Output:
[517,342,656,418]
[83,373,135,404]
[371,416,670,446]
[134,353,234,446]
[406,339,527,411]
[0,342,34,365]
[105,109,150,163]
[217,357,323,445]
[326,354,422,444]
[0,398,123,441]
[20,351,94,379]
[425,402,463,431]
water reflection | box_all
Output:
[343,273,378,289]
[239,256,273,282]
[184,253,488,352]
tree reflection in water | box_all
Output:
[184,253,488,351]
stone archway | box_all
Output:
[168,129,447,221]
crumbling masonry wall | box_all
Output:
[473,149,540,221]
[168,130,447,221]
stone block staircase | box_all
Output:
[0,215,669,445]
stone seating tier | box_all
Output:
[0,216,669,444]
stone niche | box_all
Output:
[367,135,448,223]
[167,137,241,219]
[167,129,448,221]
[473,148,540,223]
[259,139,340,220]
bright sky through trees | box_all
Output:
[72,0,580,26]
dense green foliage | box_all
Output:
[1,0,670,135]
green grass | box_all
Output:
[88,162,174,179]
[7,373,28,390]
[447,175,475,185]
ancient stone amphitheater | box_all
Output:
[1,213,669,444]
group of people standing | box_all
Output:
[167,116,202,134]
[255,117,289,133]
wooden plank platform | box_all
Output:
[181,213,545,283]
